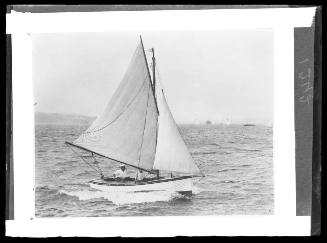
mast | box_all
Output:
[152,48,156,98]
[151,48,159,179]
[140,35,159,114]
[139,36,160,178]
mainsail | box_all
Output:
[71,41,158,172]
[68,37,202,176]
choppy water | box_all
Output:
[35,124,273,217]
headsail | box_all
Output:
[71,41,158,172]
[153,65,202,175]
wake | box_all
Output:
[59,185,204,205]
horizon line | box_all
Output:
[35,111,273,126]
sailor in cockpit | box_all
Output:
[135,169,145,182]
[113,165,127,181]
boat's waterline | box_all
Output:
[89,177,193,195]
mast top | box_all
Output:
[152,48,155,59]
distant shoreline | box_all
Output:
[34,112,272,127]
[35,112,96,126]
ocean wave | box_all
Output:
[217,151,232,155]
[219,180,238,183]
[75,171,92,177]
[36,185,59,195]
[192,151,217,155]
[240,164,252,167]
[208,143,222,147]
[37,185,51,190]
[217,168,238,173]
[219,146,262,152]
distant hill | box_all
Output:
[35,112,96,125]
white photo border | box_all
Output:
[6,7,316,236]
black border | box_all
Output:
[3,4,323,237]
[311,6,322,236]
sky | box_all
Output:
[32,30,273,125]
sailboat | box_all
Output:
[66,36,204,196]
[224,117,231,126]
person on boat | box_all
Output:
[113,165,127,181]
[135,170,145,182]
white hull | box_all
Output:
[89,177,193,195]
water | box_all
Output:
[35,124,273,217]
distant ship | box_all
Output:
[243,124,256,126]
[66,36,204,197]
[205,120,212,125]
[223,117,232,126]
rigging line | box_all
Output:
[82,77,149,135]
[69,145,103,175]
[153,60,166,93]
[66,143,103,176]
[137,81,151,168]
[91,153,103,173]
[65,141,157,174]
